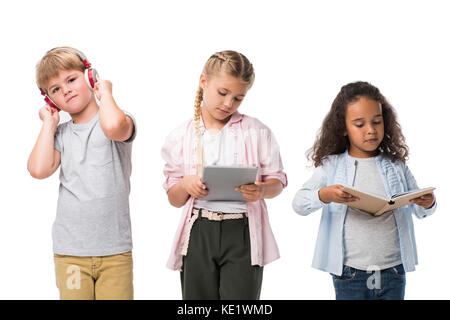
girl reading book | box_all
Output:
[292,81,436,300]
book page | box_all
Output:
[342,186,388,215]
[391,187,435,200]
[388,187,436,207]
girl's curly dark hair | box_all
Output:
[307,81,409,167]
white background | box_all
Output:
[0,0,448,299]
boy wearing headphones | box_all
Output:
[28,47,136,300]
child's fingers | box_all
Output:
[194,186,208,197]
[411,196,433,203]
[411,199,433,208]
[196,180,206,190]
[237,186,257,194]
[239,189,263,202]
[238,190,255,197]
[245,196,260,202]
[409,198,428,205]
[40,106,52,117]
[194,190,209,199]
[410,194,433,203]
[237,184,256,191]
[338,191,358,201]
[338,194,358,202]
[241,193,256,202]
[50,106,59,114]
[412,193,432,199]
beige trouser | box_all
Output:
[54,250,133,300]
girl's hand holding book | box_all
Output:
[319,185,360,204]
[410,192,435,209]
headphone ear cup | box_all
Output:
[85,68,99,88]
[39,88,60,111]
[44,96,60,111]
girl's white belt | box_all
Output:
[181,208,248,256]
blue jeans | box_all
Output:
[331,265,406,300]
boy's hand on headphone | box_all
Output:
[93,75,113,101]
[181,175,209,199]
[319,185,359,204]
[235,182,265,202]
[39,105,60,128]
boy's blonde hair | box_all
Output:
[36,47,86,93]
[194,50,255,174]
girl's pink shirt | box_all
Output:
[162,111,287,271]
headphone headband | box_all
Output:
[49,47,92,69]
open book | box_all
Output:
[342,186,435,216]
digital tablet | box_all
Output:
[201,166,258,201]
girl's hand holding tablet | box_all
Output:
[236,179,284,202]
[235,182,265,202]
[181,175,209,199]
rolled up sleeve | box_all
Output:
[161,129,184,192]
[292,165,327,216]
[403,164,437,219]
[258,127,287,187]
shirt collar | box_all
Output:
[344,149,384,165]
[198,111,243,132]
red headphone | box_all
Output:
[38,47,99,111]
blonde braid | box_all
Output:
[194,86,204,176]
[212,52,230,64]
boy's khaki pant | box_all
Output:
[54,251,133,300]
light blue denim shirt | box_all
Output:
[292,151,437,276]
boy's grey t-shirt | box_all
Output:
[53,111,136,256]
